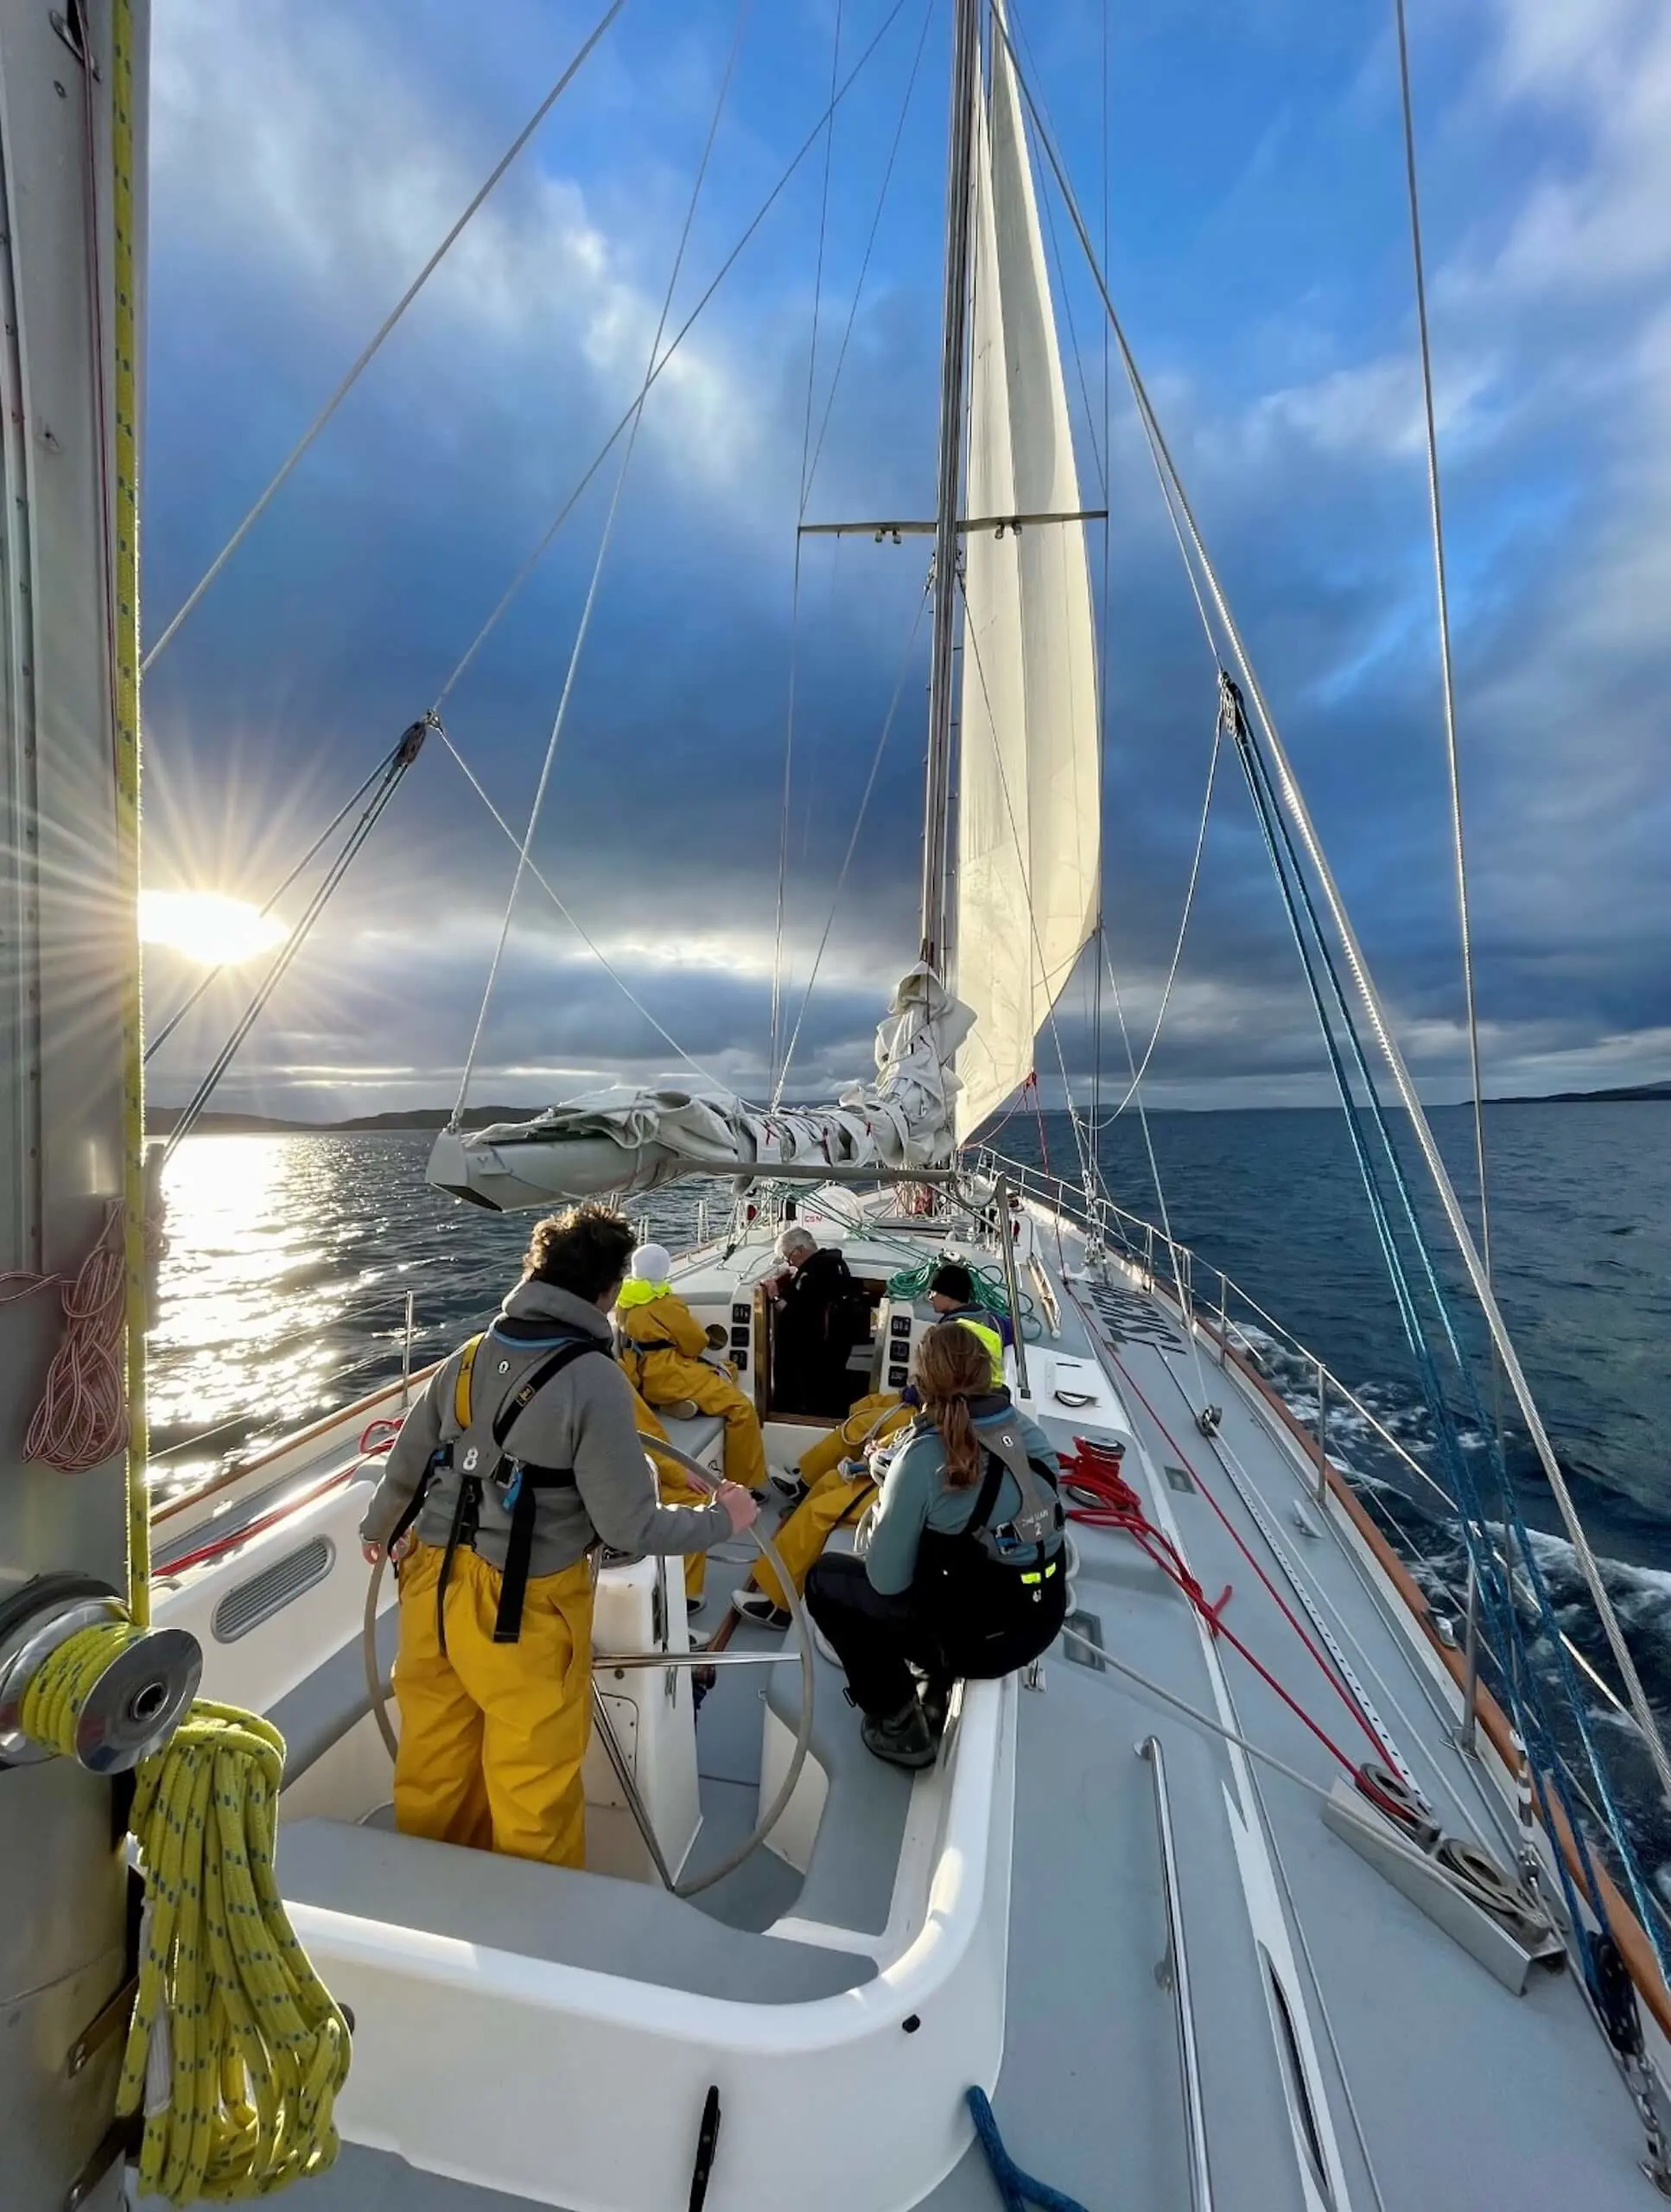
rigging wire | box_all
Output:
[162,724,431,1164]
[1229,678,1670,1980]
[406,1,912,1103]
[800,0,937,505]
[760,0,934,1104]
[1096,709,1221,1127]
[1089,0,1112,1163]
[1393,0,1491,1284]
[142,0,629,676]
[770,0,848,1100]
[433,725,726,1091]
[144,744,403,1063]
[428,0,914,721]
[772,575,932,1106]
[452,0,751,1127]
[991,7,1671,1818]
[1097,931,1198,1368]
[1391,0,1510,1482]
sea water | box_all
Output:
[148,1100,1671,1891]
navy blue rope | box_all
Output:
[966,2088,1088,2212]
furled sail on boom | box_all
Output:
[426,968,972,1211]
[953,15,1101,1141]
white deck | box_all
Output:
[144,1187,1670,2211]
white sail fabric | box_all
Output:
[427,967,973,1211]
[954,18,1101,1141]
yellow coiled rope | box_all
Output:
[22,1624,352,2203]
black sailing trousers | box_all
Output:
[804,1552,1066,1719]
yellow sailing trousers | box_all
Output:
[629,1382,711,1602]
[795,1390,913,1488]
[749,1392,915,1611]
[682,1363,770,1493]
[392,1542,594,1868]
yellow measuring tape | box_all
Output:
[110,0,149,1626]
[24,1627,352,2202]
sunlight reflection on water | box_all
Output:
[148,1133,701,1497]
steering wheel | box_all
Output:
[362,1440,816,1900]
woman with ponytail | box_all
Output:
[805,1321,1066,1770]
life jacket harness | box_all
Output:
[912,1419,1066,1631]
[615,1325,681,1391]
[947,1310,1007,1386]
[387,1328,607,1651]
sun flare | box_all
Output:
[140,890,289,968]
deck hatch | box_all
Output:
[213,1537,334,1643]
[1163,1464,1195,1494]
[1062,1608,1105,1669]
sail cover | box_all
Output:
[427,967,973,1211]
[954,15,1101,1141]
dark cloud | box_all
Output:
[142,0,1671,1123]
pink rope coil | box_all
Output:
[0,1201,129,1471]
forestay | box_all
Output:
[427,966,973,1210]
[954,10,1100,1142]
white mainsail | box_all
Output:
[953,15,1101,1141]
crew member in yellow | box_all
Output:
[360,1204,759,1868]
[625,1379,715,1611]
[615,1243,769,1495]
[730,1389,915,1628]
[728,1260,1013,1627]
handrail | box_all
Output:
[1140,1736,1213,2212]
[993,1175,1032,1402]
[973,1143,1634,1737]
[970,1145,1455,1513]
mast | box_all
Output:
[918,0,981,975]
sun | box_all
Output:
[140,890,289,968]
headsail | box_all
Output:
[953,12,1101,1141]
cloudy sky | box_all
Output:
[138,0,1671,1122]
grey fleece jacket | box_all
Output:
[359,1279,730,1577]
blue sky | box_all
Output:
[139,0,1671,1119]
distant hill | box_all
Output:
[146,1081,1671,1139]
[1491,1079,1671,1105]
[144,1104,546,1136]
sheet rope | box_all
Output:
[22,1630,350,2203]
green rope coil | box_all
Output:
[22,1625,351,2203]
[883,1256,1041,1339]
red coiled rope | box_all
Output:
[1059,1433,1395,1796]
[1097,1344,1398,1774]
[0,1201,128,1471]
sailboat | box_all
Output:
[6,3,1671,2209]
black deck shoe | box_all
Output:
[730,1587,791,1630]
[861,1700,937,1770]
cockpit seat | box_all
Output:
[277,1816,875,2001]
[654,1410,726,1468]
[759,1534,914,1939]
